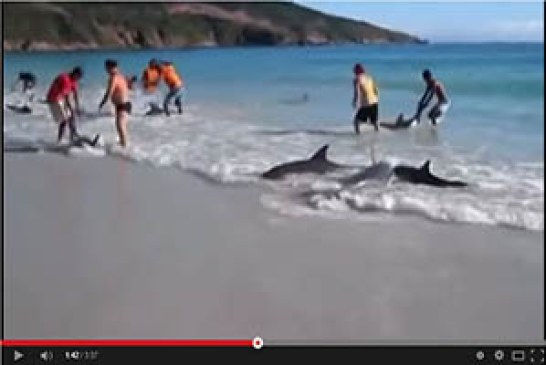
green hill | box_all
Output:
[3,2,425,51]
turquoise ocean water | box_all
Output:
[3,43,544,230]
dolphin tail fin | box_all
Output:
[91,134,100,147]
[310,144,329,161]
[420,160,432,173]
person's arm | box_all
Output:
[352,78,358,108]
[373,79,379,99]
[73,88,81,115]
[64,94,74,117]
[98,76,114,110]
[435,82,448,102]
[415,86,433,120]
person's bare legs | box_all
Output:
[57,121,66,143]
[353,117,361,135]
[67,115,79,142]
[116,110,129,147]
[429,105,441,126]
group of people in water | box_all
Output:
[10,59,448,148]
[352,63,449,133]
[12,58,185,147]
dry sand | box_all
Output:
[3,153,543,341]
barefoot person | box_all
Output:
[46,67,83,143]
[99,59,131,147]
[12,71,37,95]
[160,60,184,116]
[414,69,450,125]
[352,63,379,133]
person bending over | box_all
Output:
[46,67,83,143]
[13,72,37,94]
[414,69,450,125]
[160,61,185,116]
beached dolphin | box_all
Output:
[262,144,467,187]
[339,161,394,185]
[341,160,467,188]
[379,113,417,130]
[393,160,467,187]
[71,134,101,148]
[261,144,349,180]
[6,104,32,114]
[4,134,100,154]
[145,102,164,116]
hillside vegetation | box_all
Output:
[3,2,424,51]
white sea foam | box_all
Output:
[4,88,544,231]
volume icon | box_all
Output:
[40,351,54,361]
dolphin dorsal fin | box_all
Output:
[420,160,432,172]
[310,144,329,161]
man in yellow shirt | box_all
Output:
[352,63,379,133]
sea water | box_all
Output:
[3,43,544,230]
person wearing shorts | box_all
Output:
[99,59,131,147]
[13,72,37,95]
[352,63,379,133]
[414,69,450,125]
[46,67,83,143]
[160,61,185,116]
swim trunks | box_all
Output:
[429,101,450,124]
[115,101,132,114]
[48,100,71,123]
[355,103,379,126]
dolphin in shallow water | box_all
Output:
[6,104,32,114]
[262,144,468,188]
[69,134,101,148]
[341,160,467,188]
[379,113,417,130]
[392,160,467,187]
[339,161,393,185]
[145,102,164,116]
[261,144,348,180]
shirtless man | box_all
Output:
[99,59,131,147]
[414,69,450,125]
[12,71,37,96]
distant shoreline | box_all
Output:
[4,40,544,54]
[3,39,428,53]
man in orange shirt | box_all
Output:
[141,59,161,94]
[160,61,184,116]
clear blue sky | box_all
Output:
[297,1,544,42]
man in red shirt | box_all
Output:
[46,67,83,143]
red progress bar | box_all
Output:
[0,339,253,347]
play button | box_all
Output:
[14,350,24,362]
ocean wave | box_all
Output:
[3,94,544,232]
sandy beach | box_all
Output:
[4,152,543,341]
